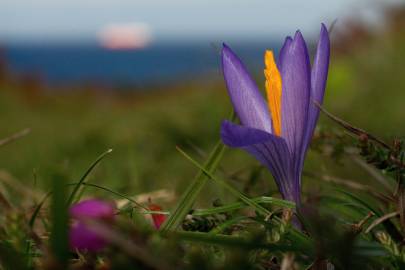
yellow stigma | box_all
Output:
[264,50,282,136]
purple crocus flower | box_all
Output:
[69,199,116,252]
[220,24,330,205]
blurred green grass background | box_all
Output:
[0,15,404,208]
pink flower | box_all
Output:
[69,199,115,252]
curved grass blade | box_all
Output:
[334,188,381,216]
[66,148,113,205]
[28,182,147,229]
[365,211,399,234]
[335,188,403,241]
[81,182,147,210]
[29,180,147,229]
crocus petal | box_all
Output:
[221,120,278,147]
[221,120,298,202]
[69,221,107,252]
[304,23,330,153]
[279,31,311,175]
[277,36,292,69]
[222,44,273,133]
[70,199,115,219]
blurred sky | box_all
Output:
[0,0,402,43]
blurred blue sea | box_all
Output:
[4,42,278,87]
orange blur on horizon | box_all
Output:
[98,23,152,50]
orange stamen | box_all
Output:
[264,50,282,136]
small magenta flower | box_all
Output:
[220,24,330,205]
[69,199,116,252]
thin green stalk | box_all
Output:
[175,146,271,216]
[81,182,147,210]
[160,140,226,232]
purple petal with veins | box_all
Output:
[222,44,273,133]
[220,25,329,207]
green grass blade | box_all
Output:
[335,188,381,216]
[160,140,226,233]
[175,146,272,216]
[66,148,113,205]
[50,173,69,269]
